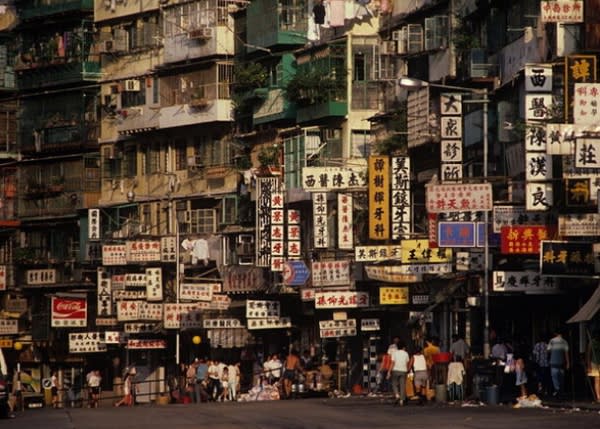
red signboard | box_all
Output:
[51,296,87,327]
[500,225,553,254]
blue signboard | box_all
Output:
[283,260,311,286]
[438,222,476,247]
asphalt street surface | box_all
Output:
[3,398,600,429]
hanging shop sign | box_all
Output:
[127,339,167,349]
[247,317,292,330]
[95,317,118,326]
[364,266,420,283]
[361,318,380,332]
[337,193,354,249]
[565,56,597,122]
[302,166,367,192]
[180,283,214,301]
[160,236,177,263]
[391,156,412,239]
[456,251,485,272]
[315,291,369,309]
[125,240,161,262]
[113,290,146,300]
[0,265,6,291]
[270,189,285,272]
[558,214,600,236]
[525,182,554,211]
[312,260,351,287]
[575,139,600,169]
[246,300,281,318]
[102,244,127,265]
[312,192,329,248]
[492,205,553,233]
[437,222,476,247]
[4,297,27,314]
[163,303,206,329]
[540,0,583,23]
[565,178,591,206]
[104,331,125,344]
[540,241,599,277]
[51,296,87,328]
[222,266,266,293]
[379,287,409,305]
[300,288,315,301]
[97,267,112,317]
[203,319,243,329]
[145,268,162,301]
[117,300,140,321]
[426,183,492,213]
[207,329,252,348]
[287,209,302,259]
[69,332,107,353]
[574,83,600,125]
[0,319,17,335]
[368,155,390,240]
[256,177,279,267]
[124,323,157,333]
[210,294,231,310]
[0,339,13,348]
[283,260,310,286]
[320,319,357,338]
[562,154,600,201]
[124,273,146,287]
[88,208,100,241]
[400,239,452,263]
[493,271,559,293]
[26,269,56,285]
[500,225,552,255]
[355,245,402,262]
[545,123,581,155]
[138,302,163,321]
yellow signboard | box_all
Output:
[400,239,453,263]
[380,287,409,305]
[0,338,13,348]
[368,156,390,240]
[565,55,597,122]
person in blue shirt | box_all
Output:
[195,359,209,403]
[547,330,570,398]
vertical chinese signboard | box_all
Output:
[391,156,411,240]
[368,155,389,240]
[337,193,353,249]
[88,208,100,240]
[270,189,285,271]
[439,93,463,182]
[566,55,596,122]
[313,193,328,248]
[287,209,301,259]
[256,177,281,267]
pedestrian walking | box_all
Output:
[51,371,59,408]
[114,370,133,407]
[87,370,102,408]
[586,329,600,403]
[409,346,428,403]
[532,334,550,395]
[547,329,569,398]
[388,340,410,406]
[515,357,528,399]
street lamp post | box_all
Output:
[397,78,491,358]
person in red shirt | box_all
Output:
[377,349,394,393]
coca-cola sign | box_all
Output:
[51,296,87,328]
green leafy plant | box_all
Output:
[257,145,281,167]
[285,68,345,106]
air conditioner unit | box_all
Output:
[380,41,397,55]
[124,79,140,91]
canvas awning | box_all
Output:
[567,285,600,324]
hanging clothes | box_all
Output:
[329,0,345,27]
[192,238,209,265]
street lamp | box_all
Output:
[397,77,491,358]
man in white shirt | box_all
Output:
[388,340,410,406]
[207,360,221,401]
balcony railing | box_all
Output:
[19,0,94,20]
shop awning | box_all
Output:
[567,285,600,324]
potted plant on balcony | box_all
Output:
[257,145,281,176]
[48,175,65,194]
[189,88,209,109]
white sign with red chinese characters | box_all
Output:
[493,271,559,293]
[574,83,600,125]
[180,283,213,301]
[0,265,6,291]
[246,300,280,318]
[117,300,141,321]
[540,0,584,23]
[247,317,292,330]
[337,193,353,249]
[0,319,18,335]
[302,167,367,192]
[111,274,126,289]
[102,244,127,265]
[97,267,112,317]
[287,209,302,259]
[312,260,351,287]
[300,288,315,301]
[104,331,124,344]
[271,190,285,272]
[127,339,167,349]
[69,332,107,353]
[426,183,493,213]
[315,291,369,309]
[26,269,56,285]
[354,245,403,262]
[163,303,207,329]
[95,317,118,326]
[210,294,231,310]
[138,302,163,320]
[126,240,161,262]
[145,268,163,301]
[319,319,356,330]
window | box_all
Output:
[221,196,238,224]
[354,52,366,82]
[189,208,216,234]
[147,142,163,173]
[175,139,188,171]
[123,145,137,177]
[351,130,371,158]
[121,79,146,108]
[196,137,231,167]
[283,132,305,190]
[425,16,448,51]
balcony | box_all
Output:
[16,60,101,90]
[163,26,234,64]
[296,101,347,124]
[246,0,308,51]
[253,88,296,125]
[19,0,93,20]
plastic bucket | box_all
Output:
[485,385,499,405]
[435,384,447,403]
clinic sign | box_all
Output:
[426,183,493,213]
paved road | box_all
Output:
[3,398,600,429]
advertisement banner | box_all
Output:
[500,225,552,254]
[540,241,599,277]
[541,0,583,23]
[368,156,390,240]
[493,271,559,293]
[426,183,493,213]
[379,287,409,305]
[315,291,369,309]
[51,296,87,328]
[302,166,367,192]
